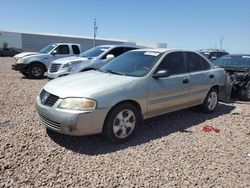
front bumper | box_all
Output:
[47,69,70,79]
[12,63,27,72]
[36,96,110,136]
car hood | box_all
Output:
[52,56,91,65]
[44,70,137,98]
[14,52,40,59]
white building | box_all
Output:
[0,30,167,51]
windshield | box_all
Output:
[40,44,57,53]
[80,46,110,58]
[100,51,162,77]
[213,55,250,69]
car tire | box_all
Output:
[102,103,140,143]
[238,82,250,101]
[27,63,45,79]
[200,88,219,113]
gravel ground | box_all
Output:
[0,57,249,187]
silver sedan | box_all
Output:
[36,49,227,143]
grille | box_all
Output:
[49,63,61,73]
[39,114,61,130]
[40,90,59,107]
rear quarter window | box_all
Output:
[185,52,211,72]
[72,45,80,54]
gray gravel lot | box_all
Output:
[0,57,249,187]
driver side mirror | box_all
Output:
[152,69,171,79]
[51,50,57,55]
[106,54,115,60]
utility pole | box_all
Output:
[219,36,224,50]
[93,18,98,47]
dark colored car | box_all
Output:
[213,54,250,101]
[198,49,229,61]
[0,48,20,57]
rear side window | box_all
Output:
[56,45,70,54]
[156,52,187,75]
[72,45,80,54]
[185,52,211,72]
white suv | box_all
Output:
[47,45,140,79]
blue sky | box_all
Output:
[0,0,250,53]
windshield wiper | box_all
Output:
[105,69,127,76]
[96,69,108,73]
[97,69,127,75]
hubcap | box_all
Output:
[207,91,218,111]
[113,109,136,139]
[31,66,42,77]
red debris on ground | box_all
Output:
[202,125,220,133]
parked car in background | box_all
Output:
[0,48,20,57]
[198,49,229,61]
[37,49,227,143]
[47,45,140,79]
[213,54,250,101]
[12,43,82,79]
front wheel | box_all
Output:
[238,82,250,101]
[200,88,219,113]
[27,63,45,79]
[102,103,140,143]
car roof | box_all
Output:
[133,48,199,53]
[54,43,81,45]
[96,44,142,48]
[198,49,228,53]
[225,54,250,56]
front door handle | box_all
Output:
[183,78,189,84]
[209,74,214,78]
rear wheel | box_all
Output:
[102,103,140,143]
[238,82,250,101]
[200,88,219,113]
[27,63,45,79]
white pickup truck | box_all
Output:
[12,43,82,79]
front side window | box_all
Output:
[55,45,70,54]
[123,47,138,52]
[156,52,187,75]
[100,51,162,77]
[185,52,211,72]
[103,47,125,58]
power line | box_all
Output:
[93,18,98,47]
[219,36,224,50]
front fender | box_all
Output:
[89,78,148,115]
[25,56,52,69]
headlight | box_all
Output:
[17,58,25,64]
[63,60,82,69]
[58,98,96,111]
[63,62,72,68]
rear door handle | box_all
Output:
[209,74,214,78]
[183,78,189,84]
